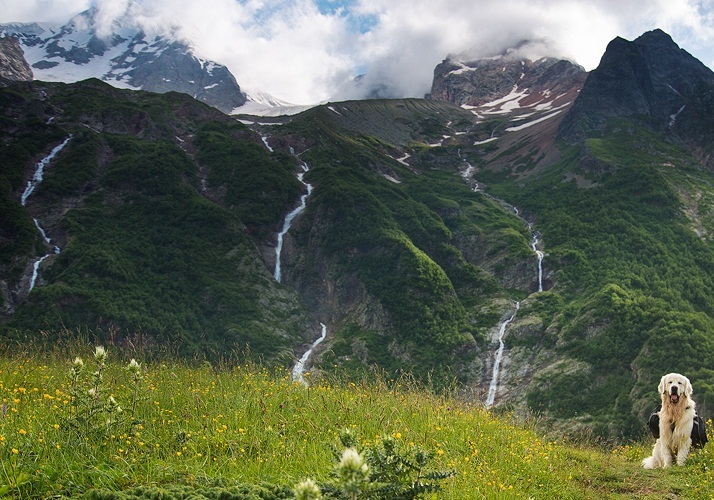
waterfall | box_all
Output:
[292,323,327,385]
[21,135,72,206]
[274,153,313,282]
[457,149,479,191]
[261,136,274,152]
[486,302,520,407]
[531,231,544,292]
[22,135,72,293]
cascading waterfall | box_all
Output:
[530,230,544,292]
[21,135,72,205]
[292,323,327,385]
[486,302,520,407]
[22,135,72,292]
[484,208,545,407]
[457,149,479,191]
[262,140,327,386]
[274,150,313,282]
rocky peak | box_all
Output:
[559,28,714,144]
[0,35,33,82]
[429,47,587,109]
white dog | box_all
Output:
[642,373,696,468]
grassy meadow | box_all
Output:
[1,341,714,499]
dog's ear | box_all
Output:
[658,375,667,394]
[685,376,693,397]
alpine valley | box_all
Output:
[2,20,714,440]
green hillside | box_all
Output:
[0,80,310,362]
[3,75,714,440]
[1,345,713,499]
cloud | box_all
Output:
[2,0,713,104]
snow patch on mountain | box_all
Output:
[1,10,246,114]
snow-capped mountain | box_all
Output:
[235,88,316,117]
[1,8,246,114]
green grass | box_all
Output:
[2,342,714,499]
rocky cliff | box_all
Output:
[560,29,714,161]
[0,36,33,82]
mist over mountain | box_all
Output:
[1,8,246,113]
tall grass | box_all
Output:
[1,342,713,498]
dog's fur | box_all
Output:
[642,373,696,468]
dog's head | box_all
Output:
[658,373,693,405]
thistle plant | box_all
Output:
[336,448,370,499]
[301,428,455,500]
[64,346,126,435]
[293,478,323,500]
[126,358,142,416]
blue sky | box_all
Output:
[2,0,713,104]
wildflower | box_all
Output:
[294,478,322,500]
[72,357,84,373]
[18,429,27,435]
[94,346,107,362]
[127,359,141,379]
[339,428,358,448]
[336,448,369,496]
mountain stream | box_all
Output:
[260,140,325,383]
[274,148,313,282]
[21,135,72,292]
[292,323,327,384]
[486,302,520,407]
[485,204,547,406]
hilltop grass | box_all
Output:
[1,342,714,498]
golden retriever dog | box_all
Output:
[642,373,696,468]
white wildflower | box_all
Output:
[293,477,322,500]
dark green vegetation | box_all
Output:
[1,80,308,362]
[3,62,714,441]
[269,93,714,438]
[276,102,534,385]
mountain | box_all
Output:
[0,35,33,81]
[0,9,246,113]
[0,78,308,361]
[561,28,714,166]
[2,28,714,440]
[429,43,587,110]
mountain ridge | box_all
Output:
[1,9,247,114]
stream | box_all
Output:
[292,323,328,384]
[274,148,313,282]
[484,205,545,406]
[21,135,72,292]
[531,229,544,292]
[486,302,520,407]
[262,139,326,384]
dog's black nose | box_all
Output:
[672,386,679,395]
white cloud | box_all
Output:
[1,0,713,103]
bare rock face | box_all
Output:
[429,47,586,108]
[0,36,33,82]
[559,29,714,153]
